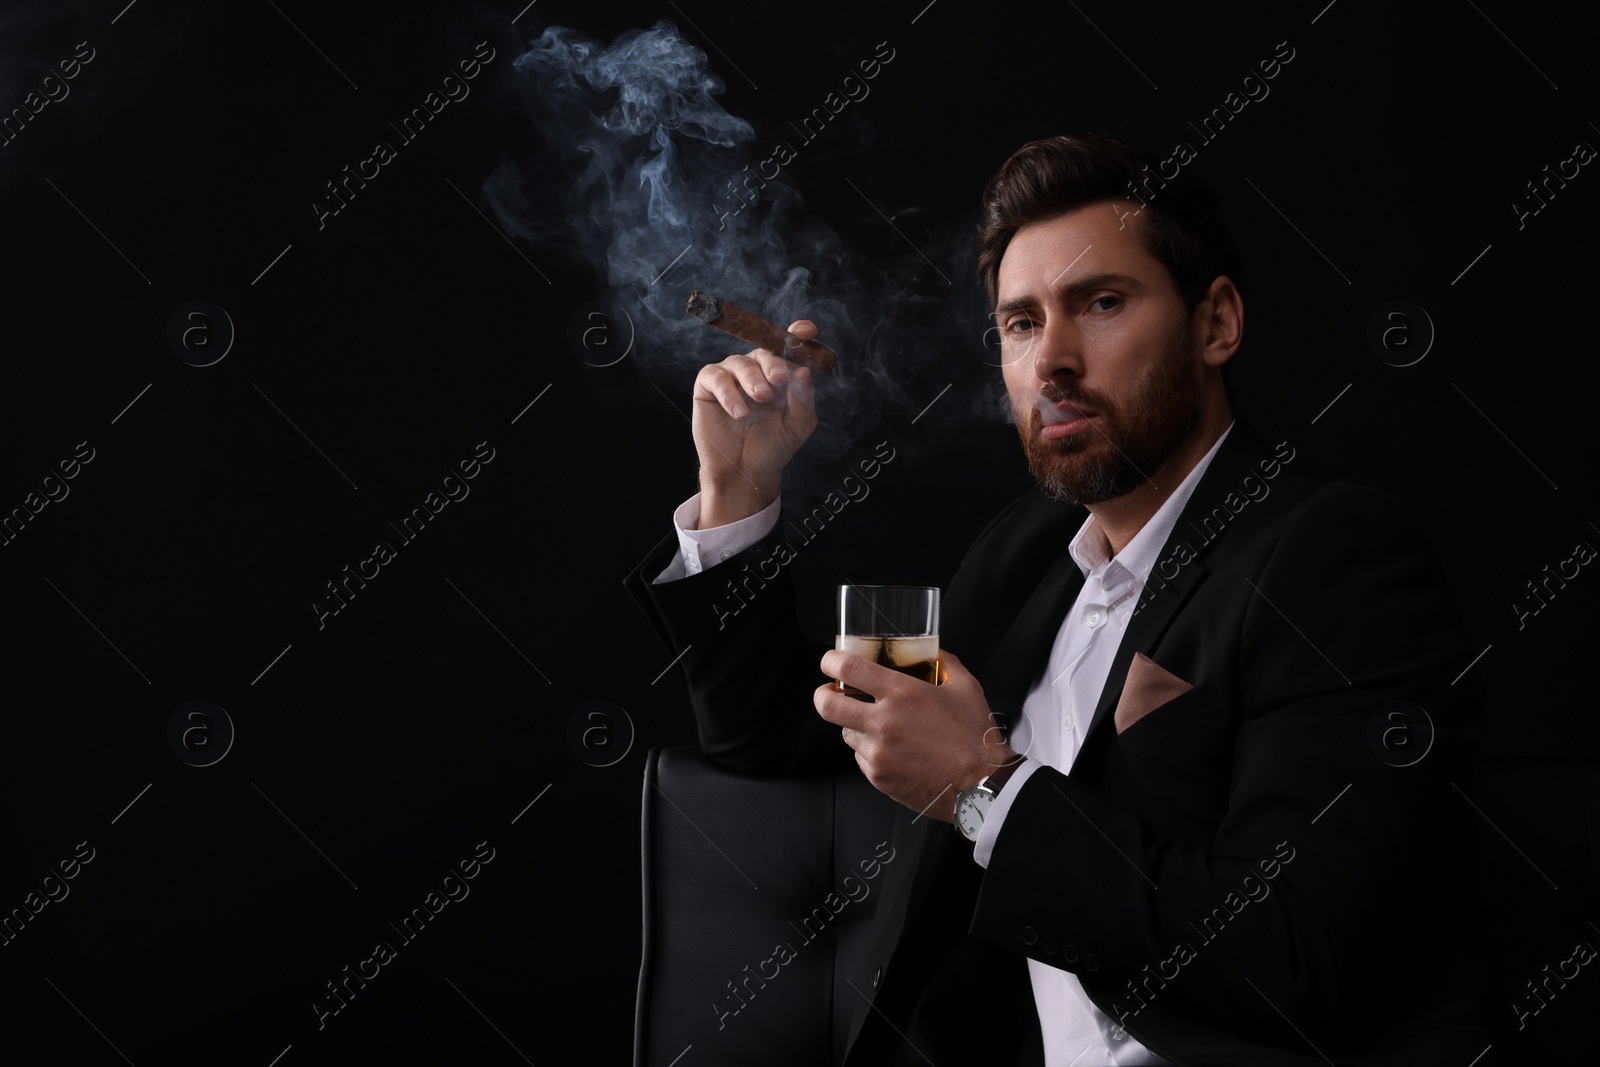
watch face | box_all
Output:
[955,788,992,842]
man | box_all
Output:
[626,134,1500,1065]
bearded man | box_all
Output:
[627,133,1500,1066]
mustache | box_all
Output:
[1037,380,1104,408]
[1033,382,1112,425]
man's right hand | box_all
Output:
[690,319,819,529]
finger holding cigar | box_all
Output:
[688,311,821,530]
[686,290,837,374]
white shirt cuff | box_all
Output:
[972,758,1043,869]
[651,492,783,584]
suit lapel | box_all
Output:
[1076,557,1210,768]
[981,554,1087,727]
[849,417,1287,1056]
[971,511,1211,757]
[1077,418,1276,761]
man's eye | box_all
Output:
[1090,296,1120,312]
[1005,318,1037,334]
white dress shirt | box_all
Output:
[651,420,1233,1065]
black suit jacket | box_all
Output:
[626,416,1504,1066]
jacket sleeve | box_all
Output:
[624,489,1046,778]
[623,525,854,776]
[967,483,1484,1045]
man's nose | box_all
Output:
[1030,320,1084,384]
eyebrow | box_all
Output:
[994,271,1143,315]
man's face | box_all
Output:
[994,202,1205,506]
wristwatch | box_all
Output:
[954,758,1023,843]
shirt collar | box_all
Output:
[1067,420,1236,593]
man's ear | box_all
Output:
[1198,275,1243,369]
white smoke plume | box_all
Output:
[482,20,986,457]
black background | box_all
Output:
[0,0,1595,1062]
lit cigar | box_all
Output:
[685,290,836,373]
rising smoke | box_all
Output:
[483,20,1001,462]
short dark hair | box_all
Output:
[976,133,1242,320]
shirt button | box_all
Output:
[718,549,733,562]
[1086,610,1102,628]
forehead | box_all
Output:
[995,201,1166,302]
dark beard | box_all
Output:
[1018,321,1203,507]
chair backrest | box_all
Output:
[635,745,901,1067]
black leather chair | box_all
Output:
[635,745,901,1067]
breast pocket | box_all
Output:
[1116,681,1219,762]
[1110,682,1234,844]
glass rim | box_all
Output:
[836,584,940,592]
[835,630,938,638]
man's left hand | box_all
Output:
[816,648,1017,824]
